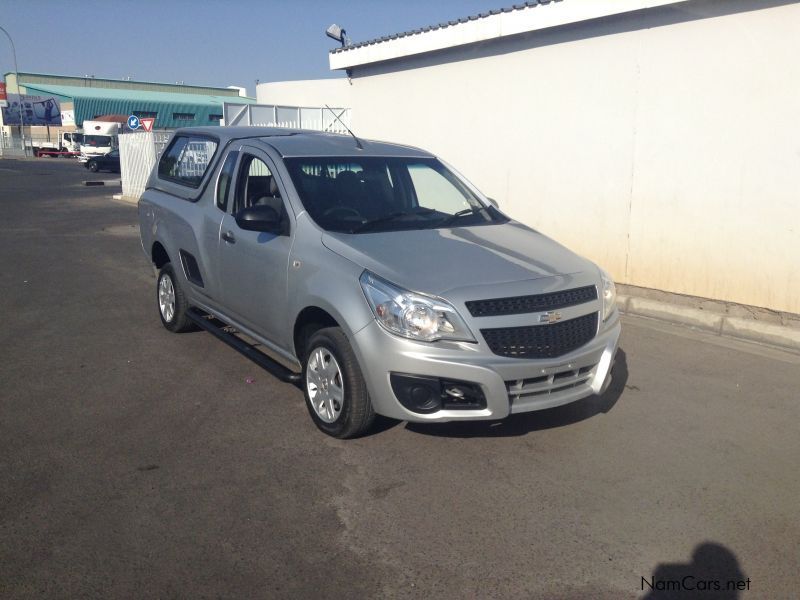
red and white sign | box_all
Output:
[140,117,155,132]
[0,83,7,108]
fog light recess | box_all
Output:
[390,373,487,414]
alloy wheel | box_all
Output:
[306,347,345,423]
[158,274,176,322]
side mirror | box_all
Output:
[486,197,499,208]
[235,205,283,234]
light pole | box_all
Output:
[0,25,27,156]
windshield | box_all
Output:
[83,135,111,147]
[284,157,506,234]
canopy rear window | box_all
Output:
[158,135,219,188]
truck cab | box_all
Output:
[80,121,121,158]
[61,131,84,154]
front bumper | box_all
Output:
[351,311,621,422]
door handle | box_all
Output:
[221,230,236,244]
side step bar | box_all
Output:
[186,308,301,383]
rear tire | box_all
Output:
[302,327,375,439]
[156,263,193,333]
[88,161,99,172]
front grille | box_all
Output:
[465,285,597,317]
[507,363,597,402]
[481,313,598,359]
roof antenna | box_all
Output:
[324,104,362,150]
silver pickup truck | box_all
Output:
[138,127,620,438]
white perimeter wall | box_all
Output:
[256,79,351,107]
[344,1,800,314]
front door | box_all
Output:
[196,146,239,306]
[219,148,293,348]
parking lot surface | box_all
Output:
[1,159,798,599]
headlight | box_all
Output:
[359,271,475,342]
[600,270,617,321]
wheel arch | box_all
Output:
[293,306,341,361]
[151,241,170,269]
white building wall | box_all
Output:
[342,1,800,314]
[256,79,351,107]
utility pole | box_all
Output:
[0,25,27,156]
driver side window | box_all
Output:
[233,155,288,227]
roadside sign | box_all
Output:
[2,94,61,125]
[127,114,141,130]
[140,117,155,132]
[0,83,6,108]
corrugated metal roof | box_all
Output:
[328,0,687,71]
[330,0,560,54]
[21,83,255,129]
[8,71,244,97]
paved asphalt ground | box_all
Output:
[1,158,798,599]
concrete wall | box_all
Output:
[256,78,351,107]
[341,0,800,314]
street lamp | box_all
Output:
[0,25,27,156]
[326,24,353,79]
[325,24,350,48]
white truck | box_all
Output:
[80,120,122,160]
[28,131,84,157]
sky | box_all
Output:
[0,0,513,96]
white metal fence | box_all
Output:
[119,131,173,200]
[153,131,172,155]
[223,102,351,134]
[0,131,25,157]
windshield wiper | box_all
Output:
[350,207,436,233]
[436,206,488,228]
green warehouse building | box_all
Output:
[1,72,254,145]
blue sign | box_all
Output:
[127,114,140,130]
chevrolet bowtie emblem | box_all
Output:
[540,311,562,324]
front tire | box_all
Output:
[302,327,375,439]
[156,263,193,333]
[88,161,99,172]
